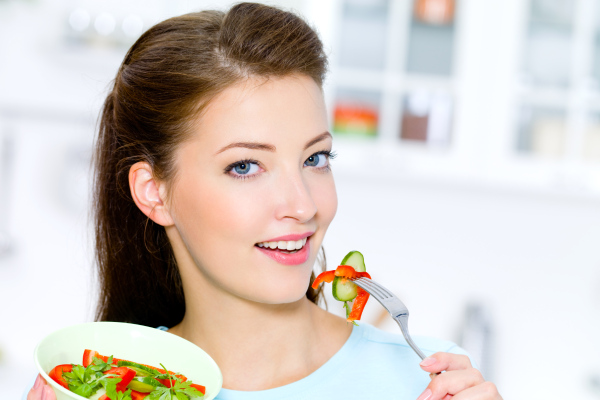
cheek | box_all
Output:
[172,174,302,302]
[311,174,338,230]
[173,174,269,254]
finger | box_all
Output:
[451,381,503,400]
[416,369,485,400]
[27,374,45,400]
[43,384,58,400]
[420,352,473,373]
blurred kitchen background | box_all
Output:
[1,0,599,398]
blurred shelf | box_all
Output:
[313,0,600,197]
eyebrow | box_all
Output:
[215,131,332,155]
[215,142,276,155]
[304,131,332,150]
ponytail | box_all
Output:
[93,91,185,327]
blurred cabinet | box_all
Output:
[332,0,456,145]
[515,0,600,187]
[318,0,600,196]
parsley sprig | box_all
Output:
[62,359,120,398]
[111,389,133,400]
[61,355,128,400]
[148,364,204,400]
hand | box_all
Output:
[417,352,502,400]
[27,374,57,400]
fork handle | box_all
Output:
[394,315,427,359]
[394,316,440,381]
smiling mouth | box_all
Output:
[255,237,308,254]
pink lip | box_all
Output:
[256,237,311,266]
[260,231,314,242]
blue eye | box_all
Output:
[304,153,328,168]
[233,162,259,175]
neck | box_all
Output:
[164,225,352,390]
[168,268,351,391]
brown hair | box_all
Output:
[93,3,329,327]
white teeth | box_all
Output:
[257,238,310,251]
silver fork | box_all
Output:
[351,276,438,377]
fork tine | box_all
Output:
[353,279,386,298]
[355,278,389,295]
[354,277,392,299]
[367,280,395,298]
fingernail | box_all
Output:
[33,374,42,389]
[416,388,432,400]
[420,357,437,367]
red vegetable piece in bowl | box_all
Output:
[104,366,136,392]
[48,364,72,389]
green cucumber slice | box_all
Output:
[332,276,357,301]
[117,360,157,377]
[127,366,153,377]
[340,250,366,272]
[332,251,366,301]
[127,376,165,393]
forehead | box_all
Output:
[192,74,328,148]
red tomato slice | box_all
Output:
[48,364,72,389]
[157,378,176,388]
[130,390,149,400]
[156,379,205,394]
[82,349,123,367]
[83,349,103,367]
[104,367,136,392]
[190,383,206,395]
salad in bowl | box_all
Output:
[34,322,222,400]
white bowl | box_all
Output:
[34,322,223,400]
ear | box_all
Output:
[129,162,174,226]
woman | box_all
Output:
[27,3,502,400]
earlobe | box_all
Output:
[129,162,174,226]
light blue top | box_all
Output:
[24,323,474,400]
[213,323,472,400]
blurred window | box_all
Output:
[583,112,600,161]
[522,0,575,88]
[516,105,567,158]
[406,0,456,76]
[338,0,389,70]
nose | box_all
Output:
[273,169,317,223]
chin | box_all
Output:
[250,278,312,305]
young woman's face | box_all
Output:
[167,74,337,304]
